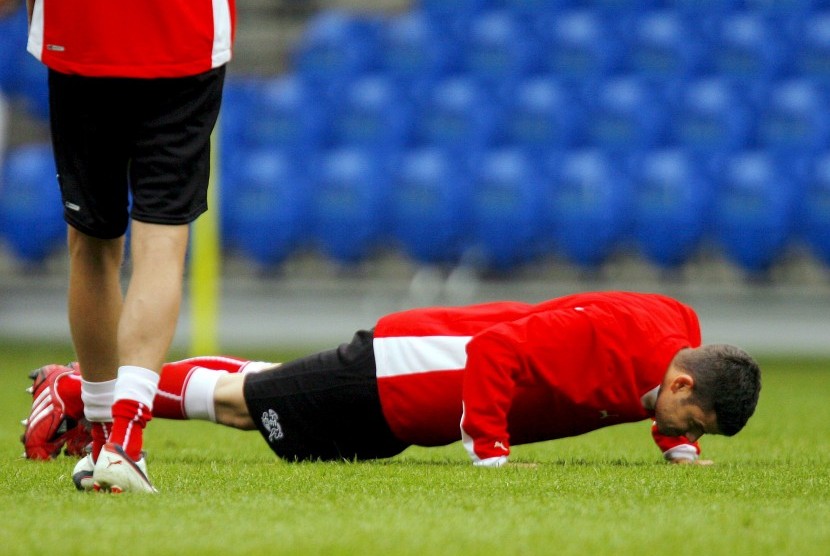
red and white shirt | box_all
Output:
[27,0,236,78]
[373,291,702,466]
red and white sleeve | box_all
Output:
[651,421,701,462]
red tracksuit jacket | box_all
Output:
[373,291,702,465]
[27,0,236,77]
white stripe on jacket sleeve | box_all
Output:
[373,335,471,378]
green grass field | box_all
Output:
[1,341,828,555]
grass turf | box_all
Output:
[0,341,828,555]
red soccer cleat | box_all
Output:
[21,363,91,460]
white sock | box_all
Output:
[114,365,160,410]
[81,379,116,422]
[183,367,227,422]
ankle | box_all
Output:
[109,399,152,460]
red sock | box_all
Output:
[55,373,84,422]
[153,356,251,420]
[108,399,152,461]
[90,422,110,462]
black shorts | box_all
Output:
[48,66,226,239]
[243,329,410,462]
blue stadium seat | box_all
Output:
[223,149,311,268]
[0,144,65,265]
[469,148,544,270]
[569,1,662,39]
[631,149,713,269]
[801,153,830,266]
[414,76,499,168]
[462,11,539,102]
[627,10,705,87]
[218,76,325,248]
[795,12,830,85]
[389,147,473,264]
[572,0,661,12]
[708,12,788,105]
[667,0,740,13]
[379,11,458,106]
[744,0,816,19]
[218,76,260,149]
[291,11,381,100]
[500,76,583,155]
[0,4,49,120]
[11,47,49,121]
[585,76,668,156]
[310,148,390,264]
[756,79,830,179]
[0,5,26,96]
[494,0,570,22]
[248,75,328,154]
[545,149,631,268]
[329,75,413,154]
[671,77,754,175]
[535,10,623,91]
[713,151,799,274]
[218,77,263,245]
[419,0,495,24]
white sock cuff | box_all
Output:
[114,365,160,410]
[183,367,226,422]
[81,379,116,422]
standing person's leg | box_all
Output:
[118,221,189,374]
[48,69,133,470]
[67,230,123,381]
[99,221,188,473]
[92,66,226,493]
[66,228,124,463]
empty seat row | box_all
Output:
[216,144,830,274]
[2,143,828,276]
[221,74,830,165]
[294,8,830,100]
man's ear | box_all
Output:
[670,373,695,393]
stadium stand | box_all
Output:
[500,75,583,155]
[413,75,500,168]
[535,9,623,93]
[379,11,459,106]
[291,10,382,102]
[389,146,473,265]
[462,10,540,102]
[330,74,414,153]
[630,149,713,269]
[0,144,64,264]
[469,147,545,270]
[584,75,669,156]
[310,147,391,264]
[545,148,632,269]
[713,151,800,275]
[801,152,830,267]
[5,0,830,282]
[223,148,312,268]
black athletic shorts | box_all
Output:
[48,66,226,239]
[243,329,410,462]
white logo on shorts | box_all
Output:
[64,201,81,212]
[261,409,284,443]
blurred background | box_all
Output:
[2,0,830,356]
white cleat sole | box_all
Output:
[92,443,157,494]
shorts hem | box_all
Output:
[131,203,208,226]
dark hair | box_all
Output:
[675,344,762,436]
